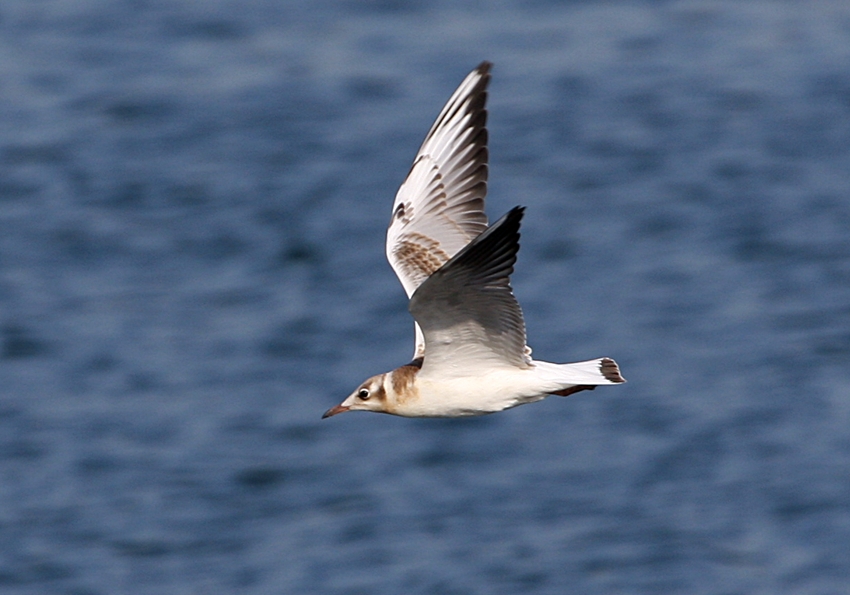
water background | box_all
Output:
[2,1,850,593]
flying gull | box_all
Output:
[324,62,624,418]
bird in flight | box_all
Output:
[324,62,624,419]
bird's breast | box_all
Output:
[391,370,546,417]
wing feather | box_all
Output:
[387,62,492,358]
[409,207,530,374]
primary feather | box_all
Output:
[386,62,492,358]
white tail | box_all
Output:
[532,357,625,396]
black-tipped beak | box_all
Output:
[322,404,350,419]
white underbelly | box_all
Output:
[404,370,551,417]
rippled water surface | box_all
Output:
[2,1,850,593]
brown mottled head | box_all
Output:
[322,373,389,418]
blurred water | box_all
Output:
[1,1,850,593]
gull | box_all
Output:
[324,62,624,419]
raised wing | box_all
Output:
[387,62,492,358]
[409,207,530,376]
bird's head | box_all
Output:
[322,374,389,418]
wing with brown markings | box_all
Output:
[386,62,492,358]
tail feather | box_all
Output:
[533,357,625,395]
[599,357,625,383]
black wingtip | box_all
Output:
[476,61,493,75]
[477,205,524,241]
[503,205,524,223]
[488,206,525,238]
[434,205,524,276]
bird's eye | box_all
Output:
[357,388,370,400]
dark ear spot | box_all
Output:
[391,363,420,394]
[394,203,405,220]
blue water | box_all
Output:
[2,1,850,593]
